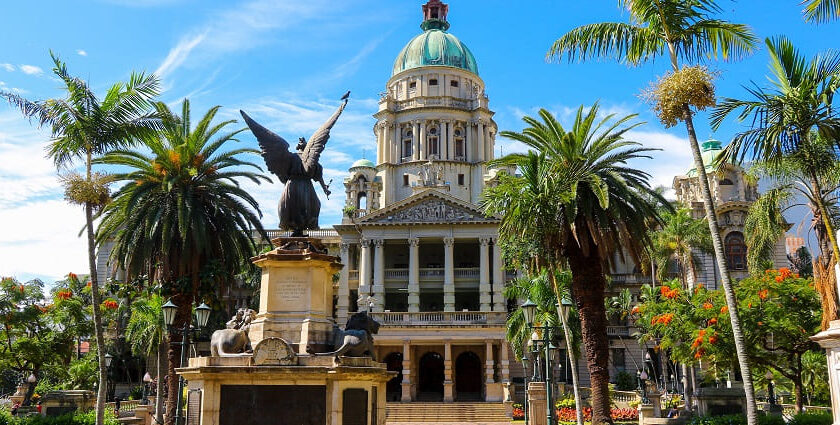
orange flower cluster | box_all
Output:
[694,349,705,359]
[721,306,728,314]
[702,302,713,310]
[709,333,719,344]
[758,289,769,300]
[631,305,640,314]
[651,313,674,325]
[691,331,706,349]
[708,318,718,325]
[56,290,73,301]
[67,272,78,281]
[103,299,118,310]
[86,281,92,288]
[660,286,680,299]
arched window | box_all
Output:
[427,124,439,158]
[720,178,734,185]
[725,232,747,270]
[454,128,465,160]
[402,128,413,161]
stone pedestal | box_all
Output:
[9,385,27,405]
[527,382,548,425]
[694,387,746,416]
[180,355,393,425]
[650,391,662,418]
[639,405,655,425]
[250,237,342,354]
[486,382,504,402]
[811,319,840,425]
[39,390,95,416]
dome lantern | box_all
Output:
[421,0,450,31]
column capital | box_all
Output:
[340,242,350,253]
[408,237,420,247]
[373,239,385,248]
[479,236,491,246]
[360,238,371,248]
[443,237,455,247]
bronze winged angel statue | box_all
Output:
[241,91,350,236]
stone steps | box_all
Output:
[386,402,510,423]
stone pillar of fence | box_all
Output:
[810,230,840,425]
[527,382,548,425]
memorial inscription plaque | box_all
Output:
[252,337,296,366]
[219,385,326,425]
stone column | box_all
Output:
[359,238,372,302]
[501,340,510,383]
[485,125,493,161]
[492,239,506,311]
[376,123,384,164]
[337,242,350,324]
[408,238,420,312]
[485,341,495,384]
[372,239,385,312]
[444,341,454,402]
[401,340,413,402]
[413,121,420,161]
[479,237,491,311]
[466,123,473,162]
[419,121,426,161]
[477,121,485,162]
[444,237,455,312]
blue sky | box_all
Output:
[1,0,838,284]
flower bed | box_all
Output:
[555,407,638,422]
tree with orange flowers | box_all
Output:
[633,270,823,412]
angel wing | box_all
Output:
[301,95,349,173]
[240,110,296,183]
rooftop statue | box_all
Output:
[241,91,350,236]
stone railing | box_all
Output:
[370,311,507,326]
[349,270,359,280]
[105,399,141,418]
[607,326,636,337]
[610,273,652,285]
[263,228,339,240]
[385,269,408,278]
[419,268,445,278]
[454,268,479,278]
[393,96,475,112]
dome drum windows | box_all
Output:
[427,123,440,159]
[453,127,465,160]
[401,128,414,162]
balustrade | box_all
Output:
[369,311,506,326]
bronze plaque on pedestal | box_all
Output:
[219,385,326,425]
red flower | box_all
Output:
[721,306,729,314]
[86,281,92,288]
[56,290,72,300]
[103,299,118,310]
[758,289,769,300]
[758,321,763,326]
[775,275,784,283]
[694,349,705,359]
[703,302,714,310]
[67,272,78,281]
[709,334,719,344]
[779,267,792,279]
[631,305,640,314]
[709,318,718,325]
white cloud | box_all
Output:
[0,63,14,72]
[76,50,88,57]
[18,65,43,75]
[153,0,333,80]
[155,32,206,79]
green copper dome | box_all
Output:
[392,22,479,76]
[350,158,375,169]
[687,140,723,177]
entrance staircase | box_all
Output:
[386,402,510,424]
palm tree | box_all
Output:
[547,2,761,420]
[484,105,668,424]
[96,99,268,425]
[650,208,713,289]
[802,0,840,22]
[711,37,840,326]
[1,53,159,425]
[125,294,166,424]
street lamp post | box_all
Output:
[558,296,583,425]
[142,372,152,405]
[104,354,113,401]
[521,299,557,425]
[521,354,529,425]
[639,369,650,404]
[765,371,776,405]
[162,299,211,425]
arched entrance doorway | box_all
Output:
[383,352,403,401]
[418,352,444,401]
[455,351,483,401]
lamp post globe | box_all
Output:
[27,373,36,384]
[104,353,113,368]
[195,302,211,328]
[560,296,573,321]
[521,299,537,326]
[162,299,178,327]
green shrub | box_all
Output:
[128,386,143,401]
[758,414,786,425]
[614,371,636,391]
[556,397,576,409]
[0,409,119,425]
[688,413,791,425]
[789,412,833,425]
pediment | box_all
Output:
[358,191,497,225]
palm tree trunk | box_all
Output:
[165,293,192,425]
[809,172,840,264]
[681,363,691,407]
[156,340,164,424]
[85,148,109,425]
[683,106,758,424]
[567,246,613,425]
